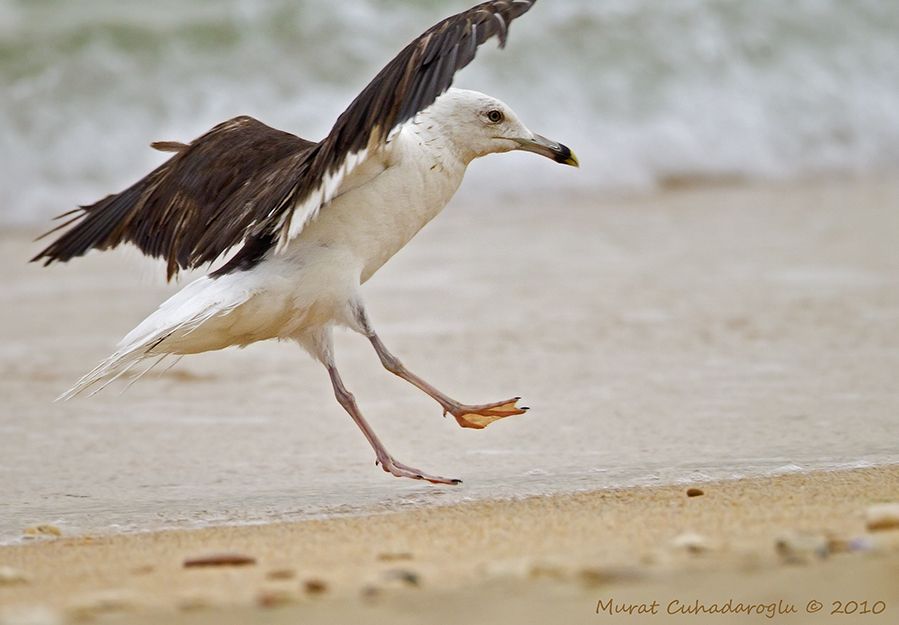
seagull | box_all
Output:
[32,0,578,485]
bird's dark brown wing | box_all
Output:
[339,0,537,150]
[32,116,315,279]
[272,0,538,248]
[33,0,537,279]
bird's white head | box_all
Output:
[420,88,579,167]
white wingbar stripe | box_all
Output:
[270,0,536,255]
[493,12,507,38]
[275,146,370,252]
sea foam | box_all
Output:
[3,0,898,225]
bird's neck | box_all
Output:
[410,110,478,167]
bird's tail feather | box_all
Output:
[58,276,254,400]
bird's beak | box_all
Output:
[513,134,579,167]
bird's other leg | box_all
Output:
[348,303,528,430]
[327,366,461,485]
[296,328,460,485]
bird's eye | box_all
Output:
[486,109,504,124]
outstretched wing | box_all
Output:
[33,116,316,279]
[272,0,537,247]
[33,0,537,279]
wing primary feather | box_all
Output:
[492,12,508,47]
[150,141,189,153]
[33,117,315,278]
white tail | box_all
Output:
[58,276,255,400]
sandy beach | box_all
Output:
[4,0,899,621]
[2,466,898,624]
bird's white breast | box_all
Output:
[283,123,468,284]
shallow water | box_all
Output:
[2,0,899,226]
[2,179,899,543]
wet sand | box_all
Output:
[2,176,899,539]
[2,176,899,622]
[1,466,898,624]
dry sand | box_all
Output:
[1,466,899,624]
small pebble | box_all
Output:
[865,503,899,532]
[848,536,876,553]
[825,534,874,554]
[775,532,829,564]
[303,579,329,595]
[256,588,296,609]
[670,532,710,554]
[361,585,382,600]
[686,488,704,498]
[578,566,644,587]
[266,568,296,581]
[0,565,31,586]
[382,569,420,587]
[529,563,567,580]
[183,553,256,568]
[176,594,215,612]
[23,525,62,538]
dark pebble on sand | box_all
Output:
[304,579,329,595]
[183,553,256,568]
[384,569,421,587]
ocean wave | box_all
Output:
[3,0,898,225]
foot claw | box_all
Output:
[377,456,461,486]
[448,397,529,430]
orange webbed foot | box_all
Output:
[445,397,529,429]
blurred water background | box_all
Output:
[2,0,899,226]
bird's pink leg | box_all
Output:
[366,333,528,430]
[327,365,461,485]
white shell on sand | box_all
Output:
[670,532,710,554]
[22,525,61,538]
[865,504,899,531]
[775,532,829,563]
[0,566,30,586]
[0,605,62,625]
